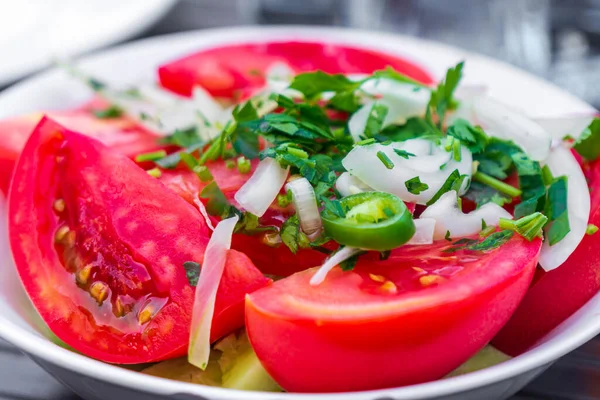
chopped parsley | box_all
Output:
[393,149,415,159]
[426,169,467,206]
[405,177,429,195]
[92,105,123,119]
[446,119,488,154]
[444,230,514,253]
[364,103,389,138]
[545,176,570,245]
[573,118,600,161]
[587,224,598,235]
[183,261,200,286]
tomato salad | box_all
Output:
[5,41,600,393]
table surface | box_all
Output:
[1,1,600,399]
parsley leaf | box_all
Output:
[289,71,361,99]
[463,181,512,208]
[364,103,389,138]
[473,138,521,180]
[545,176,571,245]
[426,169,467,206]
[446,118,488,154]
[377,117,439,142]
[183,261,200,286]
[393,149,415,159]
[199,181,232,218]
[444,230,514,253]
[92,105,123,119]
[573,118,600,161]
[405,177,429,195]
[372,67,430,89]
[511,152,546,218]
[427,61,464,127]
[280,215,310,254]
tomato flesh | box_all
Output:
[158,41,434,99]
[8,117,269,363]
[493,158,600,356]
[0,99,162,195]
[246,235,541,392]
[159,164,329,276]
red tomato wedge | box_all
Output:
[8,117,269,364]
[158,41,434,99]
[0,99,162,195]
[246,234,542,392]
[493,159,600,356]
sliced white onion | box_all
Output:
[533,115,595,141]
[234,158,289,217]
[335,172,373,197]
[193,198,215,232]
[471,96,552,161]
[310,246,364,286]
[285,177,321,236]
[189,215,239,369]
[538,144,590,271]
[407,218,436,245]
[347,79,431,142]
[342,139,472,204]
[100,83,230,137]
[420,191,513,240]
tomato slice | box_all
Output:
[8,117,269,364]
[158,41,434,99]
[492,158,600,356]
[0,98,162,195]
[246,235,541,392]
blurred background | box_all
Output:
[0,1,600,399]
[2,0,600,106]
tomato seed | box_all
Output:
[380,281,398,294]
[54,226,70,242]
[412,267,425,273]
[138,305,154,325]
[369,273,385,283]
[53,199,65,213]
[419,275,442,286]
[89,282,109,305]
[76,265,93,285]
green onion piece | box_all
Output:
[498,212,548,241]
[180,152,199,169]
[356,138,376,146]
[541,165,554,187]
[376,151,394,169]
[473,171,522,198]
[146,167,162,178]
[545,176,570,245]
[225,159,236,169]
[194,165,214,182]
[587,224,598,235]
[480,225,496,238]
[277,190,293,208]
[135,150,168,163]
[237,156,252,174]
[287,147,309,159]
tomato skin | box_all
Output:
[8,117,268,364]
[246,235,541,392]
[492,159,600,356]
[0,100,162,194]
[158,41,434,99]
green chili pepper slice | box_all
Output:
[321,192,415,251]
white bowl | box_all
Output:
[0,26,598,400]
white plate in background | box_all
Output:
[0,0,175,86]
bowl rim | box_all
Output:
[0,25,599,400]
